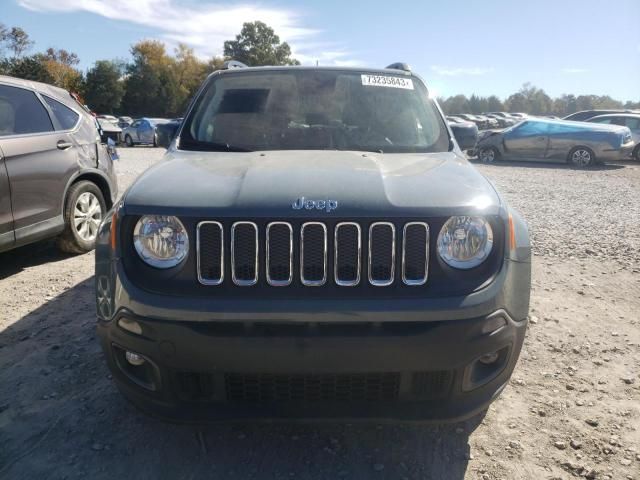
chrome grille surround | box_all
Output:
[196,220,430,288]
[266,222,293,286]
[368,222,396,287]
[230,221,259,286]
[334,222,362,286]
[300,222,328,286]
[402,222,430,286]
[196,221,224,285]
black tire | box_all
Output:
[153,133,158,147]
[633,145,640,162]
[125,134,133,147]
[568,146,595,168]
[57,181,106,254]
[478,146,499,163]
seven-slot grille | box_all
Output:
[197,221,430,287]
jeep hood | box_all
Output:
[124,150,502,217]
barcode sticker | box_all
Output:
[361,74,414,90]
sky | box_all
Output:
[2,0,640,100]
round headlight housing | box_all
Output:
[133,215,189,268]
[437,216,493,269]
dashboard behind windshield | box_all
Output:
[180,69,450,153]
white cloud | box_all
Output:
[562,67,589,74]
[18,0,359,66]
[430,65,494,76]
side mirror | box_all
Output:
[450,122,479,151]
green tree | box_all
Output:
[84,60,125,113]
[486,95,504,112]
[122,40,179,116]
[223,21,299,66]
[41,47,83,91]
[505,92,528,112]
[173,44,208,114]
[439,94,470,115]
[7,55,53,83]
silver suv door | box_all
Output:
[0,83,78,242]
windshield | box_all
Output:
[180,69,450,153]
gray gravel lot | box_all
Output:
[0,148,638,480]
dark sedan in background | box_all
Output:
[155,117,183,148]
[447,118,478,152]
[475,118,634,166]
[563,109,640,122]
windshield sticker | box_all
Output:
[361,74,414,90]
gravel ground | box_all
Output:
[0,148,638,480]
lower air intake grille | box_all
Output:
[225,372,400,402]
[411,371,452,399]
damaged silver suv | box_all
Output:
[0,75,118,254]
[96,62,531,422]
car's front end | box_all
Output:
[95,66,531,422]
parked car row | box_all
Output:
[93,115,182,147]
[447,112,527,130]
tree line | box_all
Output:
[1,22,638,118]
[0,21,298,117]
[439,82,640,117]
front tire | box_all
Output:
[478,146,499,163]
[57,181,106,254]
[568,147,595,167]
[633,145,640,162]
[125,135,133,147]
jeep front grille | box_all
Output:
[196,220,430,287]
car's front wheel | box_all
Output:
[633,145,640,162]
[478,146,499,163]
[57,181,106,254]
[125,134,133,147]
[569,147,595,167]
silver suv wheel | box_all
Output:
[74,192,102,241]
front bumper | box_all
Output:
[99,308,526,422]
[96,256,530,422]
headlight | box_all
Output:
[133,215,189,268]
[437,216,493,269]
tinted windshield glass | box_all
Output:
[181,70,449,153]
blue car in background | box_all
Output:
[475,118,635,166]
[122,117,170,147]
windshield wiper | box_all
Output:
[180,139,253,152]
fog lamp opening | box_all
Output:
[478,351,500,365]
[125,351,146,366]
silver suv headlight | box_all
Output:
[133,215,189,268]
[437,216,493,269]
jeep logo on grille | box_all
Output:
[292,197,338,213]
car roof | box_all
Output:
[215,65,413,76]
[588,113,640,119]
[0,74,79,110]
